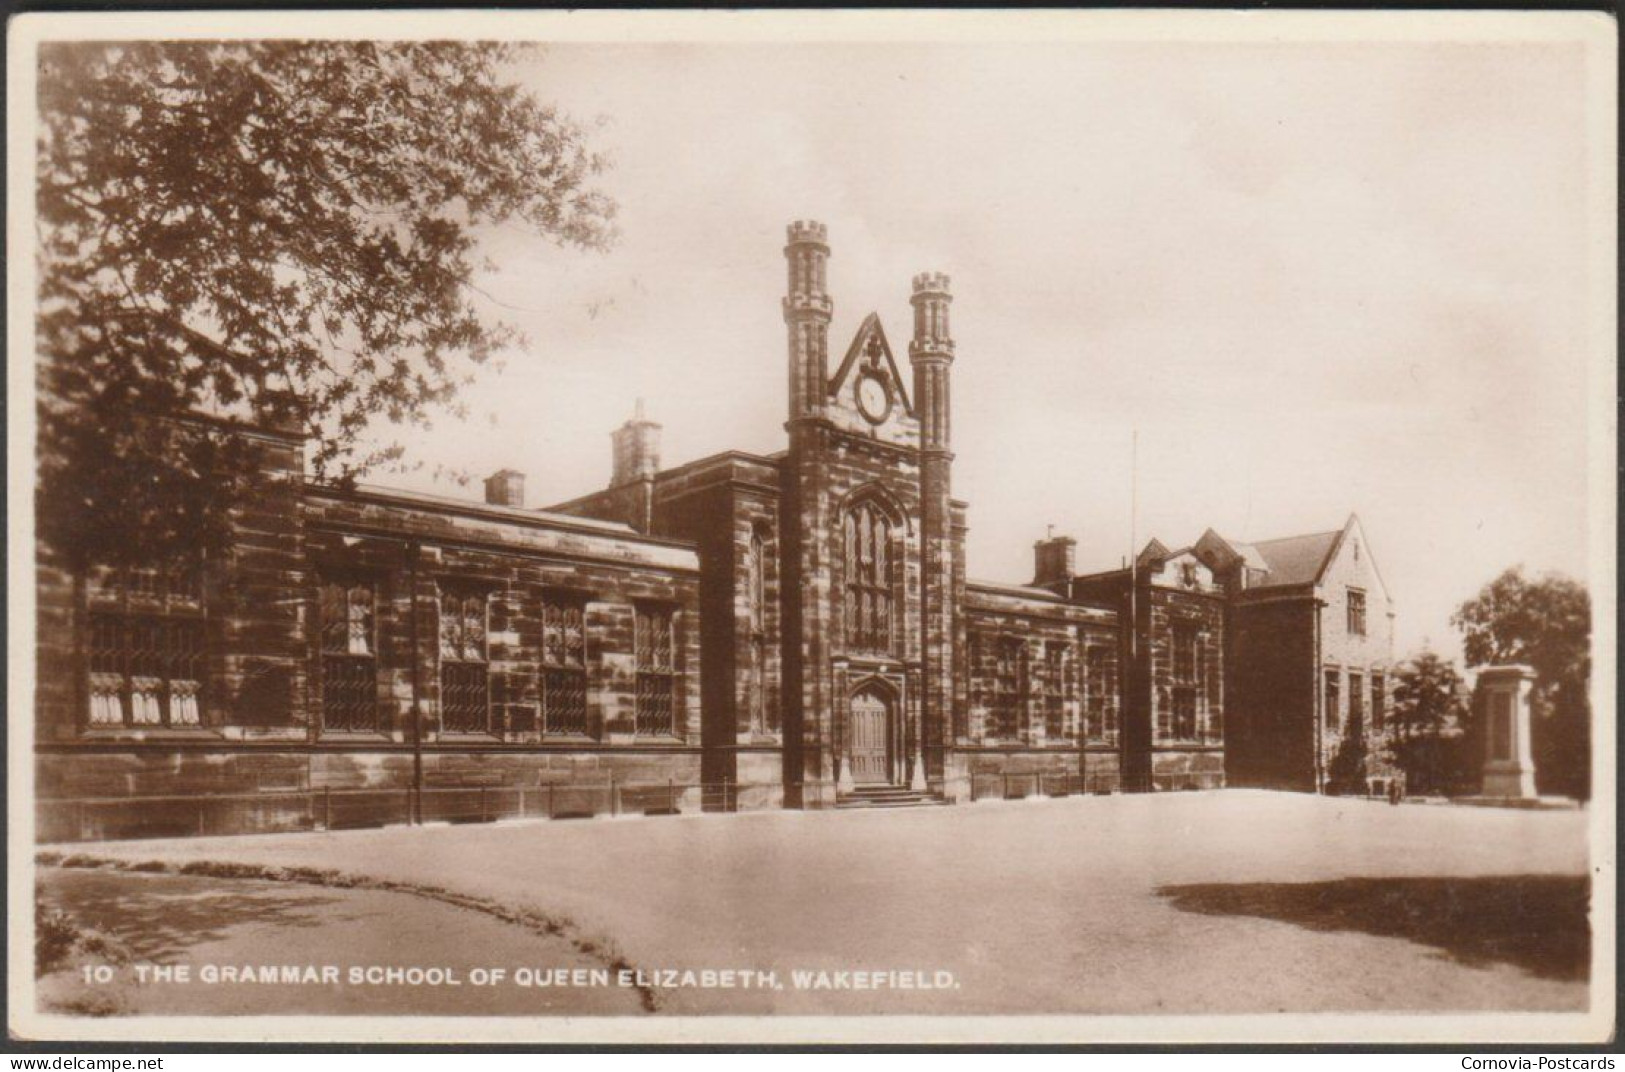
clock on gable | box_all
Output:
[856,371,891,424]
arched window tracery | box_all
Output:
[843,501,894,655]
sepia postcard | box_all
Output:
[7,8,1617,1047]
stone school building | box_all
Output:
[34,221,1398,839]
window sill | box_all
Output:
[604,732,687,747]
[77,727,222,741]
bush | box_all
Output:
[36,903,80,975]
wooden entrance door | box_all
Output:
[849,691,891,785]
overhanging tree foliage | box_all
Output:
[1389,650,1471,795]
[37,41,615,570]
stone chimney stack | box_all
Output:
[610,398,662,488]
[1033,532,1076,589]
[484,468,526,508]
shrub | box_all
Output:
[36,903,80,975]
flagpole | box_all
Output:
[1129,429,1138,658]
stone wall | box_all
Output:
[302,488,702,748]
[1314,530,1399,793]
[635,453,786,789]
[1226,594,1318,790]
[35,746,703,842]
[784,422,928,805]
[33,423,714,838]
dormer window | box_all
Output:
[1180,562,1199,588]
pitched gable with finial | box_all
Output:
[824,314,920,447]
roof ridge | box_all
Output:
[1250,529,1341,546]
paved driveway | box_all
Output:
[48,790,1592,1016]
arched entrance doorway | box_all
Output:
[848,687,894,785]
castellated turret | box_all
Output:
[783,220,832,422]
[909,272,954,453]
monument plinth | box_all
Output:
[1478,665,1537,799]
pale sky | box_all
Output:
[366,35,1606,666]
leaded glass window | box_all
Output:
[540,596,587,735]
[439,589,491,733]
[1171,687,1197,740]
[319,580,378,732]
[83,564,205,728]
[1044,645,1067,740]
[635,604,677,736]
[1167,622,1200,741]
[991,637,1025,740]
[745,531,772,734]
[843,503,893,654]
[1085,645,1117,743]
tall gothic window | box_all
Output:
[745,530,770,734]
[843,502,893,654]
[1084,645,1117,743]
[1324,669,1342,732]
[991,637,1026,740]
[319,578,378,732]
[86,564,205,728]
[1168,621,1200,740]
[540,595,587,735]
[635,604,677,736]
[1044,644,1067,740]
[439,589,491,734]
[969,632,988,735]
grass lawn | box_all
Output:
[38,790,1592,1017]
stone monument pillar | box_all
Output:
[1478,665,1537,798]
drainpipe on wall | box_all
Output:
[408,539,424,824]
[1312,595,1326,795]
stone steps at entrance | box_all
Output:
[835,786,949,810]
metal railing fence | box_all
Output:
[38,768,1227,843]
[36,779,750,844]
[965,769,1222,801]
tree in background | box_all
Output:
[37,41,615,572]
[1451,567,1591,799]
[1389,651,1472,796]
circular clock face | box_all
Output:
[857,374,890,423]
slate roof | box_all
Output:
[1244,530,1342,589]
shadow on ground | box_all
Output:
[1157,874,1589,981]
[42,871,351,963]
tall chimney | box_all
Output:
[484,469,525,508]
[1033,532,1076,589]
[611,398,662,488]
